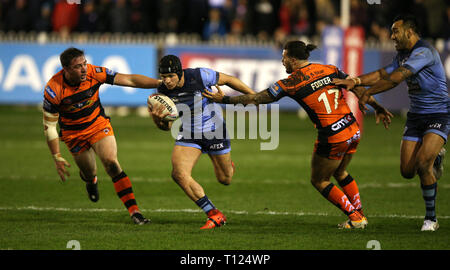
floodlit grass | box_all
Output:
[0,105,448,252]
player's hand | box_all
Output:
[332,78,356,90]
[53,153,70,182]
[202,85,225,103]
[358,91,370,113]
[148,103,170,123]
[374,107,394,130]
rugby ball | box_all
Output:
[147,94,178,122]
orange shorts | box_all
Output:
[314,130,361,160]
[62,118,114,156]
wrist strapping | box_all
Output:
[351,77,361,86]
[222,96,231,104]
[53,153,66,163]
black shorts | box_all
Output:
[175,130,231,155]
[403,112,449,143]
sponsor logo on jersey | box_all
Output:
[331,114,354,132]
[95,67,103,73]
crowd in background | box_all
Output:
[0,0,449,43]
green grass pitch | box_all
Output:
[0,105,448,251]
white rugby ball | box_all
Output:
[147,94,178,121]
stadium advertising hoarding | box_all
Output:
[165,44,415,112]
[0,43,158,106]
[0,42,449,111]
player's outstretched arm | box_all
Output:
[351,86,393,129]
[217,73,256,95]
[332,68,389,90]
[202,85,275,105]
[113,73,162,89]
[358,67,413,112]
[43,111,70,182]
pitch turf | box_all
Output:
[0,105,448,251]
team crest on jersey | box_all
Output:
[95,67,103,73]
[45,86,56,98]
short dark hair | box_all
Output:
[60,47,84,67]
[283,40,317,60]
[393,14,420,35]
[159,54,183,79]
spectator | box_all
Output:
[96,0,113,33]
[277,0,297,35]
[5,0,30,31]
[350,0,368,29]
[292,4,312,36]
[184,0,209,34]
[315,0,339,36]
[442,2,450,39]
[51,0,80,34]
[253,0,277,39]
[202,8,227,40]
[408,0,429,37]
[109,0,129,33]
[35,2,52,32]
[157,0,181,33]
[77,0,98,33]
[423,0,446,38]
[129,0,149,33]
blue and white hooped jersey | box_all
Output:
[157,67,224,135]
[384,39,449,115]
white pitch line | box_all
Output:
[2,175,450,189]
[0,205,449,220]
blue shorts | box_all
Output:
[403,112,449,143]
[175,131,231,155]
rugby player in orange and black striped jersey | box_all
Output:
[203,40,393,229]
[43,47,162,225]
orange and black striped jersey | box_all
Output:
[268,63,359,143]
[43,64,116,136]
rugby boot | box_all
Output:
[200,209,227,229]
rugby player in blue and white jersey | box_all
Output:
[149,55,255,229]
[333,14,448,231]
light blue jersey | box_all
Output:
[158,67,225,137]
[385,39,449,114]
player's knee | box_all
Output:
[400,167,415,179]
[103,159,121,176]
[217,175,232,186]
[310,178,321,190]
[171,169,188,184]
[333,171,347,182]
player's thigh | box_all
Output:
[208,152,233,183]
[73,147,97,178]
[400,139,421,176]
[91,135,122,175]
[416,132,445,168]
[171,145,202,178]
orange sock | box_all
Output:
[321,183,355,215]
[338,174,362,211]
[112,171,139,215]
